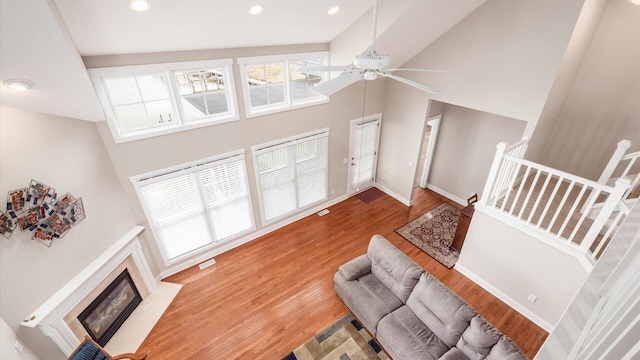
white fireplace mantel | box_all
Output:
[20,226,157,356]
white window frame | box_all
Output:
[89,59,239,143]
[237,51,329,118]
[251,128,329,225]
[130,150,255,265]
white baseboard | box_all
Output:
[156,194,349,280]
[373,182,412,206]
[454,263,555,332]
[425,184,467,206]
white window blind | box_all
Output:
[253,130,329,223]
[132,151,253,264]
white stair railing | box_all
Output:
[479,138,631,265]
[583,140,639,215]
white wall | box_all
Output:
[393,0,585,123]
[1,319,39,360]
[456,210,589,330]
[529,0,640,180]
[0,106,138,360]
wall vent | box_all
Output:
[199,259,216,270]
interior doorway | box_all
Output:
[348,113,382,195]
[414,114,442,189]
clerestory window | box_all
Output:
[238,52,328,118]
[89,59,239,143]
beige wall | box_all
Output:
[457,210,589,330]
[428,103,526,203]
[0,106,138,360]
[376,78,431,204]
[529,0,640,180]
[390,0,585,123]
[90,45,386,276]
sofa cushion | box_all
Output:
[377,305,449,360]
[440,347,471,360]
[406,273,477,348]
[456,315,502,359]
[486,336,528,360]
[334,271,403,335]
[338,254,371,281]
[368,235,424,302]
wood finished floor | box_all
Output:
[138,188,548,359]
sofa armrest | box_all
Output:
[338,254,371,281]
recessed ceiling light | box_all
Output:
[129,0,150,12]
[249,5,263,15]
[328,6,340,15]
[3,79,33,91]
[632,0,640,5]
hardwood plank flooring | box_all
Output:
[138,188,548,359]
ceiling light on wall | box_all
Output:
[328,6,340,15]
[631,0,640,5]
[249,5,263,15]
[3,79,33,91]
[129,0,150,12]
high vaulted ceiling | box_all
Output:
[0,0,486,123]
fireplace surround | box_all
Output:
[78,269,142,346]
[20,226,157,356]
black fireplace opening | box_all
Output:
[78,268,142,347]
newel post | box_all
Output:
[479,142,508,206]
[597,140,632,184]
[580,179,631,254]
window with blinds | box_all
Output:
[131,151,254,264]
[252,129,329,223]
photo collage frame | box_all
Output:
[1,180,86,246]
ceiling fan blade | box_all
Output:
[379,72,442,94]
[385,68,446,73]
[310,72,363,96]
[297,65,352,73]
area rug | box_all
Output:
[282,314,389,360]
[395,202,461,268]
[355,187,386,204]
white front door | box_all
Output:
[348,114,382,194]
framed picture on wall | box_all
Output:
[27,180,56,207]
[17,206,48,231]
[32,228,55,247]
[0,212,17,239]
[6,188,28,218]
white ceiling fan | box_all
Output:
[300,0,444,97]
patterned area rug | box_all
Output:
[395,202,461,268]
[283,314,389,360]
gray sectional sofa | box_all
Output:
[334,234,528,360]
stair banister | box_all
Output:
[597,140,631,184]
[480,137,529,206]
[579,178,631,255]
[480,141,508,206]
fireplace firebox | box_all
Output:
[78,269,142,346]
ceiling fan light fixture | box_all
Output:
[129,0,150,12]
[328,6,340,15]
[249,5,263,15]
[363,70,377,81]
[3,79,33,91]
